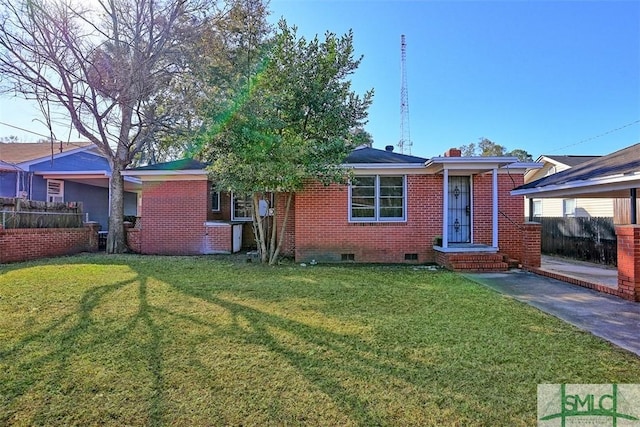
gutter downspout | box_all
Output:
[631,188,637,225]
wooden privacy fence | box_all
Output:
[0,197,85,229]
[538,216,617,266]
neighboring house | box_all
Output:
[122,146,537,270]
[512,142,640,301]
[524,155,614,218]
[0,142,139,230]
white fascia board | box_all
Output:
[511,173,640,197]
[17,144,98,169]
[34,170,111,180]
[504,162,543,170]
[425,156,521,173]
[538,155,569,168]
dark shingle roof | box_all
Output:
[129,158,209,171]
[344,146,427,164]
[543,155,601,167]
[127,146,426,173]
[517,143,640,190]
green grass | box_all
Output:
[1,254,639,426]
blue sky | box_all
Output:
[270,0,640,158]
[1,0,639,160]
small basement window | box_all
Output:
[341,253,355,261]
[404,253,418,261]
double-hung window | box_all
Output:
[350,175,406,222]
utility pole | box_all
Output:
[398,34,412,155]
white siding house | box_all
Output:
[524,155,614,218]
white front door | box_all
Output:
[447,176,470,243]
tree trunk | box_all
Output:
[106,161,126,254]
[268,192,293,266]
[252,193,268,263]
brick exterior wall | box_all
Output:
[293,173,524,264]
[615,225,640,301]
[294,175,443,264]
[275,192,296,257]
[135,170,525,266]
[472,173,525,261]
[139,180,208,255]
[0,222,99,263]
[203,222,232,254]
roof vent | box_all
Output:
[385,145,394,152]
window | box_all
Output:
[47,179,64,203]
[232,193,272,221]
[350,175,405,221]
[563,199,576,217]
[210,190,220,212]
[232,193,253,221]
[532,200,542,218]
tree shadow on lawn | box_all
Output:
[0,265,165,426]
[159,281,537,425]
[3,255,632,425]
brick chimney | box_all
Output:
[444,148,462,157]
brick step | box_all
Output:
[446,253,504,263]
[449,261,509,272]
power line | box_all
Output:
[549,119,640,153]
[0,120,65,141]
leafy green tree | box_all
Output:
[460,137,532,161]
[202,20,374,264]
[506,148,533,162]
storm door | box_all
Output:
[447,176,471,243]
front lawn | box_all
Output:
[1,254,639,426]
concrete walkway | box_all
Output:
[539,255,618,288]
[465,269,640,357]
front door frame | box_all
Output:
[447,175,471,243]
[441,168,499,250]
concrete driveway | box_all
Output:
[465,269,640,357]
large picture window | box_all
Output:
[350,175,405,221]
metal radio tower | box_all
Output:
[398,34,412,155]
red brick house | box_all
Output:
[121,146,537,270]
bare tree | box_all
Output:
[0,0,236,252]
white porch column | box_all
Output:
[492,168,498,248]
[443,169,448,248]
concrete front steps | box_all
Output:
[436,252,518,272]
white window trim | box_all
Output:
[47,179,64,203]
[211,190,221,212]
[563,198,576,218]
[532,199,543,218]
[231,192,254,222]
[348,175,407,223]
